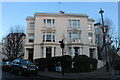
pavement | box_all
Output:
[38,66,120,80]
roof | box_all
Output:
[88,18,95,22]
[26,12,95,21]
[34,13,88,17]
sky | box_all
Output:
[0,2,119,41]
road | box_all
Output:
[2,70,56,80]
[1,70,120,80]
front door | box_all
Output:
[89,49,95,58]
[46,47,52,58]
[74,47,79,56]
[28,49,34,62]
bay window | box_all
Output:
[42,32,55,42]
[69,33,81,42]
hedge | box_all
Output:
[35,55,97,73]
[34,55,72,72]
[72,55,98,72]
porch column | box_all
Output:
[43,46,46,58]
[71,47,74,58]
[52,47,54,57]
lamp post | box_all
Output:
[59,39,65,75]
[99,8,109,72]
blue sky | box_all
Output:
[0,2,118,41]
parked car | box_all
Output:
[11,59,39,75]
[2,61,7,71]
[114,59,120,75]
[4,61,13,71]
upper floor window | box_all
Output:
[29,35,34,42]
[30,22,35,29]
[42,32,55,42]
[69,19,80,28]
[88,33,93,43]
[88,24,92,31]
[69,33,81,42]
[44,19,55,27]
[46,33,52,42]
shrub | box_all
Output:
[35,58,47,71]
[34,55,72,72]
[62,55,72,72]
[35,55,97,72]
[72,55,91,72]
[72,55,98,72]
[89,58,98,71]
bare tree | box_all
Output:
[96,17,120,63]
[2,26,25,61]
[113,38,120,54]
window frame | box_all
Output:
[30,22,35,29]
[43,19,55,27]
[69,19,80,28]
[29,35,34,42]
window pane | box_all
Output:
[29,35,34,42]
[74,47,79,56]
[53,33,55,42]
[47,19,51,27]
[46,47,52,58]
[44,19,46,27]
[30,22,35,29]
[88,24,92,31]
[42,32,55,42]
[53,19,54,25]
[46,33,51,42]
[69,20,71,27]
[88,33,93,43]
[44,19,55,27]
[47,35,51,39]
[69,19,80,27]
[43,35,45,42]
[71,33,78,42]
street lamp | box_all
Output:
[99,8,109,72]
[59,39,65,75]
[95,8,109,72]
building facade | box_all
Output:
[24,12,98,61]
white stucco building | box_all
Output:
[24,12,98,61]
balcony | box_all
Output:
[67,40,83,45]
[67,27,82,33]
[41,27,56,32]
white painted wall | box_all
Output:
[25,13,98,60]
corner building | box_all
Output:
[24,12,98,61]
